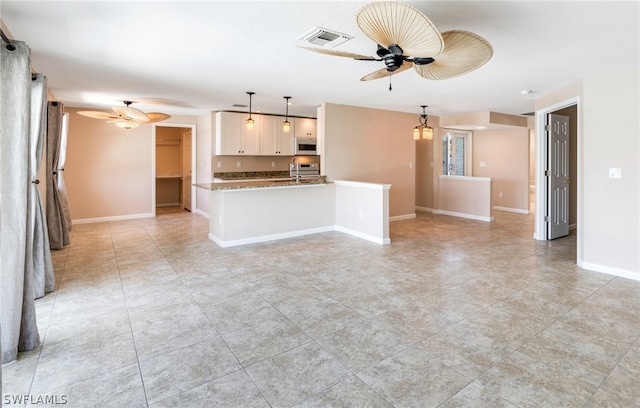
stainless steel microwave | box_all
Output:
[294,137,317,155]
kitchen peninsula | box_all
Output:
[196,179,391,248]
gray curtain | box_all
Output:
[46,101,71,249]
[28,74,55,300]
[1,40,40,364]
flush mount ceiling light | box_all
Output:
[246,91,255,130]
[520,89,533,95]
[282,96,292,133]
[413,105,433,140]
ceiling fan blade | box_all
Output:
[360,61,413,81]
[298,46,376,60]
[414,30,493,80]
[113,105,149,122]
[144,112,172,123]
[77,111,119,120]
[356,1,444,58]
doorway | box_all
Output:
[153,123,196,216]
[534,99,578,244]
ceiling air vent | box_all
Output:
[298,26,352,48]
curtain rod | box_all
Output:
[1,28,16,51]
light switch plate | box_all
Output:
[480,162,486,167]
[609,168,622,179]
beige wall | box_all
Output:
[473,127,530,212]
[582,70,639,276]
[65,108,197,221]
[321,103,416,218]
[535,70,639,277]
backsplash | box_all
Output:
[213,171,290,180]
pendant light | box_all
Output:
[413,105,433,140]
[246,91,255,130]
[282,96,292,132]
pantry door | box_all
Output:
[547,113,569,239]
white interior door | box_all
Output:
[182,129,192,211]
[547,113,569,239]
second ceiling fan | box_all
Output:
[299,1,493,82]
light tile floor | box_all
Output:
[3,209,639,407]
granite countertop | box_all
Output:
[195,176,328,191]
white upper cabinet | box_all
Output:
[215,111,260,155]
[294,117,316,139]
[261,115,294,156]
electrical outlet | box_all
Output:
[236,161,242,168]
[358,210,363,219]
[409,162,413,169]
[499,192,503,198]
[272,161,276,168]
[609,168,622,179]
[217,161,222,169]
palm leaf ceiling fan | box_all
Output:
[77,101,171,129]
[299,1,493,83]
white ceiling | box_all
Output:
[1,1,638,119]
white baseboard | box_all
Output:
[208,226,335,248]
[493,206,530,215]
[194,208,209,219]
[432,209,493,222]
[415,206,434,213]
[579,260,640,281]
[72,213,154,224]
[334,225,390,245]
[390,213,416,222]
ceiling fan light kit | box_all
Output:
[298,0,493,83]
[77,100,171,130]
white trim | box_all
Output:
[334,226,390,245]
[390,213,416,221]
[208,226,334,248]
[415,206,434,213]
[333,180,391,190]
[432,209,493,222]
[579,260,640,281]
[153,122,197,218]
[194,208,209,219]
[493,206,530,215]
[72,213,154,224]
[534,97,580,242]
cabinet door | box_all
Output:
[216,111,261,155]
[239,114,261,155]
[277,123,295,155]
[294,118,317,138]
[215,111,242,155]
[260,115,278,155]
[260,116,294,155]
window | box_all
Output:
[442,130,472,176]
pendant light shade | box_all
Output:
[414,105,433,140]
[246,91,255,130]
[283,96,291,133]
